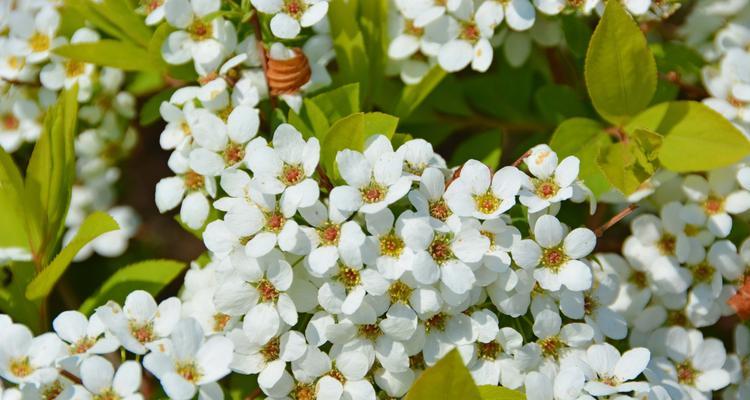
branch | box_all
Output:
[594,204,638,237]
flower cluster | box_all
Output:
[386,0,677,81]
[0,0,140,261]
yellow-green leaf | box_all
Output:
[395,66,447,118]
[549,118,611,196]
[597,140,656,195]
[26,212,119,301]
[0,147,28,248]
[322,113,366,182]
[626,101,750,172]
[585,0,657,125]
[478,385,526,400]
[404,349,481,400]
[79,259,187,314]
[54,40,158,71]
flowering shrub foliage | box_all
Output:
[1,0,750,400]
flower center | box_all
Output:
[703,196,724,215]
[729,95,747,108]
[184,170,205,191]
[317,222,340,246]
[666,310,689,327]
[676,361,697,385]
[429,234,454,264]
[283,0,307,18]
[265,212,286,233]
[257,279,280,302]
[657,234,676,256]
[388,280,413,304]
[281,164,304,186]
[29,32,50,52]
[180,121,191,135]
[223,142,245,166]
[7,56,23,70]
[42,380,65,400]
[2,113,19,130]
[410,353,426,370]
[404,20,424,37]
[477,341,502,360]
[327,368,346,383]
[583,294,597,315]
[429,199,452,221]
[600,375,620,387]
[93,388,122,400]
[361,182,386,204]
[629,271,648,289]
[541,247,566,270]
[474,192,500,214]
[188,19,213,40]
[538,336,563,359]
[380,233,405,257]
[424,312,447,333]
[9,357,33,378]
[293,383,315,400]
[684,224,701,237]
[213,312,231,331]
[690,262,715,283]
[358,324,383,341]
[65,60,86,78]
[337,265,361,290]
[460,21,480,42]
[176,361,202,383]
[71,336,97,354]
[129,321,155,343]
[261,337,281,362]
[535,179,559,200]
[143,0,164,12]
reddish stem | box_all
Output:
[594,204,638,237]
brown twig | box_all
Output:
[594,204,638,237]
[660,71,708,100]
[60,369,83,385]
[316,166,333,193]
[246,387,263,400]
[511,150,532,167]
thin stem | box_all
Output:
[594,204,638,237]
[511,150,532,167]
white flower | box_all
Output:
[39,28,98,101]
[523,369,586,400]
[7,6,60,63]
[518,145,580,213]
[300,200,365,278]
[682,168,750,237]
[155,149,217,230]
[444,160,521,219]
[0,92,41,153]
[188,106,261,177]
[475,0,535,33]
[437,11,496,73]
[53,311,119,363]
[144,318,234,400]
[247,123,320,216]
[95,290,182,354]
[163,0,236,71]
[251,0,329,39]
[511,214,594,291]
[0,324,63,384]
[408,167,460,229]
[330,135,411,214]
[79,356,142,400]
[467,320,524,387]
[582,343,650,396]
[139,0,167,25]
[559,270,627,340]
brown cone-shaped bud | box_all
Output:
[266,48,311,96]
[728,277,750,320]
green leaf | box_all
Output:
[140,88,176,126]
[597,139,657,195]
[322,113,366,181]
[98,0,153,47]
[478,385,526,400]
[651,42,704,80]
[24,86,78,265]
[309,83,360,125]
[561,14,592,58]
[26,212,120,301]
[287,109,316,139]
[64,0,131,43]
[329,0,370,99]
[0,147,28,248]
[54,40,158,71]
[626,101,750,171]
[549,118,611,197]
[78,259,187,314]
[364,112,398,139]
[404,349,481,400]
[451,130,502,169]
[585,0,657,125]
[0,262,40,332]
[358,0,389,105]
[126,71,166,97]
[148,23,173,73]
[394,66,447,118]
[303,99,331,138]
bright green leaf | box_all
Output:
[140,88,176,126]
[585,0,657,125]
[404,349,481,400]
[549,118,612,197]
[303,99,331,138]
[24,86,78,265]
[26,212,119,301]
[0,147,28,248]
[287,109,316,139]
[322,113,366,182]
[395,66,447,119]
[79,259,187,314]
[0,262,40,332]
[478,385,526,400]
[626,101,750,171]
[358,0,388,105]
[561,14,592,58]
[451,130,502,169]
[126,71,166,96]
[364,112,398,139]
[98,0,153,47]
[329,0,370,98]
[64,0,132,43]
[309,83,360,125]
[597,139,657,195]
[148,23,173,72]
[54,40,158,71]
